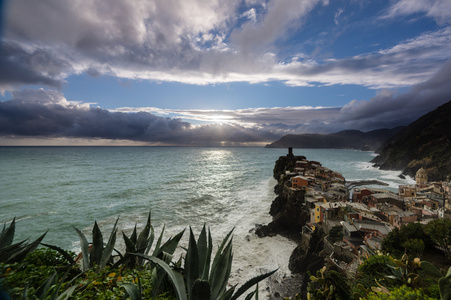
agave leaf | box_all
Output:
[244,290,256,300]
[145,224,155,256]
[91,221,104,267]
[100,217,118,268]
[446,266,451,279]
[0,218,15,248]
[53,264,83,300]
[41,243,76,265]
[73,227,90,272]
[35,270,57,298]
[185,227,200,300]
[131,224,138,245]
[56,285,77,300]
[23,282,30,300]
[197,224,210,281]
[9,231,47,263]
[137,211,151,251]
[218,286,236,300]
[0,240,27,262]
[192,279,211,300]
[122,283,142,300]
[230,269,277,300]
[152,224,165,256]
[210,239,233,300]
[134,253,188,300]
[211,228,234,276]
[123,232,137,253]
[158,229,186,258]
[202,227,213,280]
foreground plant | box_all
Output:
[0,218,47,264]
[420,261,451,300]
[129,225,277,300]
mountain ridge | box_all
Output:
[371,100,451,181]
[265,127,404,151]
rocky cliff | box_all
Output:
[256,152,331,298]
[256,154,308,239]
[371,100,451,181]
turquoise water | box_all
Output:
[0,146,413,251]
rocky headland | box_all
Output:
[255,151,352,299]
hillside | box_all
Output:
[371,100,451,181]
[265,127,403,151]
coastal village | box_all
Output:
[279,148,451,274]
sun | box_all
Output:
[207,115,233,124]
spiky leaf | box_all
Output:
[158,229,186,258]
[41,243,76,265]
[230,269,277,300]
[73,227,90,272]
[9,232,47,263]
[185,228,200,300]
[210,239,233,299]
[0,218,15,248]
[122,283,142,300]
[100,218,118,268]
[91,221,104,267]
[134,254,188,300]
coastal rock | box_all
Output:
[289,228,329,299]
[288,228,327,274]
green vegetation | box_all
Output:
[0,214,276,299]
[304,219,451,300]
[381,222,433,258]
[425,218,451,261]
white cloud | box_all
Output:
[241,8,257,23]
[383,0,451,24]
[334,8,344,25]
[1,0,450,92]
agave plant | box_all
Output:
[129,225,277,300]
[114,211,185,269]
[71,218,119,272]
[0,218,47,264]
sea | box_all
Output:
[0,146,415,295]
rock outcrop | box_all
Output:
[256,154,308,240]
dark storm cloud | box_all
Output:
[336,59,451,130]
[0,41,69,91]
[1,59,450,146]
[0,89,279,145]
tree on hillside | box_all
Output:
[425,218,451,261]
[382,223,432,258]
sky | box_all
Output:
[0,0,451,146]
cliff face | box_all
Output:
[256,154,308,239]
[256,153,331,299]
[372,100,451,181]
[265,128,403,151]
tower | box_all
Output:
[415,167,428,187]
